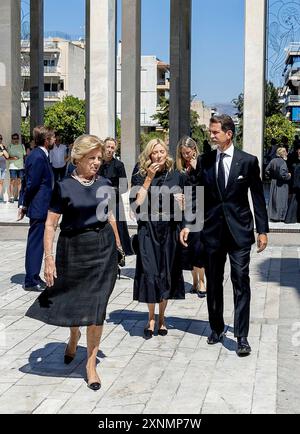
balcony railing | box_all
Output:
[22,91,61,100]
[21,66,60,75]
[286,95,300,105]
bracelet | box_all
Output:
[44,253,54,260]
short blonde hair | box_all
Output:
[71,134,104,165]
[276,147,287,158]
[138,138,173,176]
[176,136,199,172]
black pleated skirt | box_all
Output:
[25,224,118,327]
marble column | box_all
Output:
[86,0,116,139]
[169,0,192,158]
[30,0,44,132]
[121,0,141,179]
[243,0,267,168]
[0,0,21,143]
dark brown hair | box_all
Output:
[33,126,55,148]
[210,115,235,137]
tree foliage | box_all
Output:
[151,96,170,130]
[265,114,296,150]
[44,96,86,144]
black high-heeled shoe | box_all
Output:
[87,381,101,391]
[144,328,154,339]
[64,331,81,364]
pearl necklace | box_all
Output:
[72,170,96,186]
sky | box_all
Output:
[22,0,246,106]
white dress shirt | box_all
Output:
[39,146,49,158]
[216,143,234,187]
[49,144,67,168]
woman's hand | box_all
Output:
[147,163,160,180]
[174,193,185,211]
[190,154,197,170]
[44,256,57,287]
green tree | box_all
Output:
[151,96,170,130]
[265,82,282,117]
[21,118,30,143]
[44,96,86,144]
[265,114,296,150]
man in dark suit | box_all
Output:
[180,115,269,356]
[18,126,55,291]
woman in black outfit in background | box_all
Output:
[99,137,133,255]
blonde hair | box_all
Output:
[276,147,287,158]
[138,138,173,176]
[176,136,199,172]
[71,134,104,165]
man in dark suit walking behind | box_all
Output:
[18,126,55,291]
[180,115,269,356]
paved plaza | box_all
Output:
[0,216,299,414]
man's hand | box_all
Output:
[17,208,26,221]
[257,233,268,253]
[180,228,190,247]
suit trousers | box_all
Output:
[204,222,251,337]
[25,219,46,287]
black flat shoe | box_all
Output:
[207,331,224,345]
[157,328,168,336]
[197,290,206,298]
[87,381,101,391]
[144,328,154,339]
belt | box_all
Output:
[61,223,107,236]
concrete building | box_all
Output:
[282,43,300,123]
[117,44,170,130]
[190,100,212,128]
[21,38,85,117]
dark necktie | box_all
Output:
[217,153,226,196]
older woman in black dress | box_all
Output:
[99,137,133,255]
[176,136,206,297]
[26,135,121,391]
[131,139,185,338]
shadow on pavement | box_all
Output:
[19,342,105,379]
[107,309,235,351]
[11,273,25,285]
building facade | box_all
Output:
[283,43,300,123]
[117,44,170,130]
[21,38,85,117]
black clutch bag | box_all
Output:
[117,247,125,267]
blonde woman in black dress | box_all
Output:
[131,139,185,338]
[26,135,121,391]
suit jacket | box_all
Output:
[188,147,269,248]
[19,147,54,220]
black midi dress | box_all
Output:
[25,176,118,327]
[99,158,133,255]
[178,168,204,270]
[130,168,185,304]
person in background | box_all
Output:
[265,147,291,222]
[7,133,26,202]
[176,136,206,297]
[18,126,55,291]
[0,135,9,202]
[49,134,68,182]
[26,134,121,391]
[99,137,133,256]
